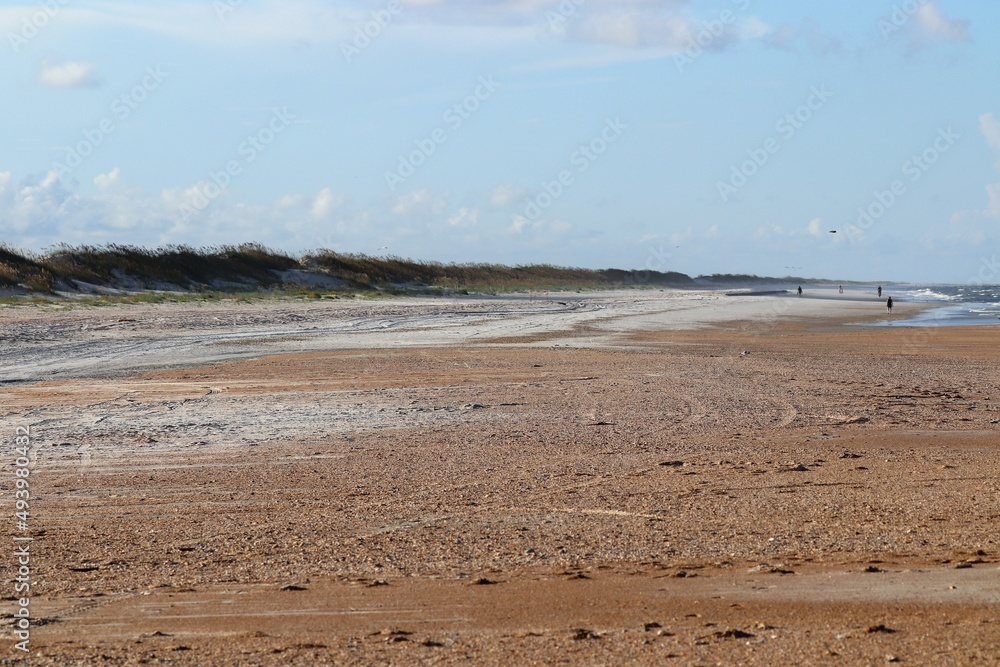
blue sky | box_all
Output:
[1,0,998,282]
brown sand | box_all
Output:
[3,294,999,665]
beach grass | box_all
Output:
[0,243,695,301]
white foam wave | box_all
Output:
[905,288,959,302]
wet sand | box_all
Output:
[2,290,998,665]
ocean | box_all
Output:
[887,284,1000,327]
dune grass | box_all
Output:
[304,251,693,291]
[0,244,55,293]
[39,243,299,289]
[0,243,695,299]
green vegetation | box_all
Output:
[0,242,877,307]
[699,274,872,286]
[0,244,55,293]
[41,242,298,289]
[0,243,695,301]
[304,250,692,292]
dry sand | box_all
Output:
[1,288,998,665]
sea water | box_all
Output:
[884,284,1000,327]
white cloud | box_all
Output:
[979,113,1000,167]
[447,207,478,227]
[916,2,971,43]
[766,19,840,55]
[391,189,447,216]
[275,194,303,209]
[987,183,1000,217]
[489,184,523,207]
[949,180,1000,231]
[806,218,822,237]
[948,114,1000,225]
[0,3,357,49]
[509,214,530,234]
[39,61,102,89]
[94,167,121,190]
[570,8,769,53]
[754,223,784,238]
[310,187,344,219]
[574,12,690,50]
[0,170,464,254]
[3,0,775,57]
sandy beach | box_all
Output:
[2,288,998,665]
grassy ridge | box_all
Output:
[304,252,692,291]
[0,245,54,292]
[42,243,299,289]
[0,243,694,295]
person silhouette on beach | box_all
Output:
[797,286,802,296]
[877,285,882,298]
[839,285,843,294]
[886,296,893,314]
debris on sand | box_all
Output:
[468,577,499,585]
[748,564,795,575]
[701,628,755,640]
[841,416,870,424]
[866,624,896,634]
[280,584,308,591]
[571,628,601,640]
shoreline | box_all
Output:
[0,288,948,385]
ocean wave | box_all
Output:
[904,288,961,302]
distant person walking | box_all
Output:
[839,285,843,294]
[797,286,802,296]
[886,296,893,314]
[877,285,882,298]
